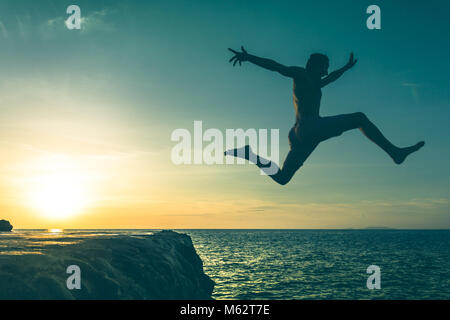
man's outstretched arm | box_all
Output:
[321,52,357,87]
[228,46,301,78]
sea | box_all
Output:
[0,229,449,300]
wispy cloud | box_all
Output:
[79,8,118,33]
[45,8,118,35]
[401,82,420,88]
[401,82,420,102]
[132,197,450,229]
[0,21,8,39]
[0,8,117,40]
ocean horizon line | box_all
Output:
[9,228,450,231]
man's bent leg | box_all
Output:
[224,143,317,185]
[262,143,317,185]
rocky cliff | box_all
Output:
[0,230,214,299]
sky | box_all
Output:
[0,0,449,229]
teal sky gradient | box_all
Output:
[0,0,449,228]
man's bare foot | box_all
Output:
[392,141,425,164]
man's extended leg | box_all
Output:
[318,112,425,164]
[224,143,317,185]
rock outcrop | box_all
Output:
[0,230,214,299]
[0,220,12,232]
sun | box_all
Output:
[29,172,90,220]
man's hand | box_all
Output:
[345,52,358,70]
[228,46,249,66]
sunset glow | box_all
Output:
[28,172,90,219]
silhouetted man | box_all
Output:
[225,46,424,185]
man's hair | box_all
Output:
[306,53,329,71]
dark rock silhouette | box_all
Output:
[0,220,12,232]
[0,230,214,299]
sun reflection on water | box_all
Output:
[48,229,63,234]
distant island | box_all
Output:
[365,226,396,230]
[0,220,13,232]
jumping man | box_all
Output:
[225,46,425,185]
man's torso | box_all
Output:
[292,70,322,122]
